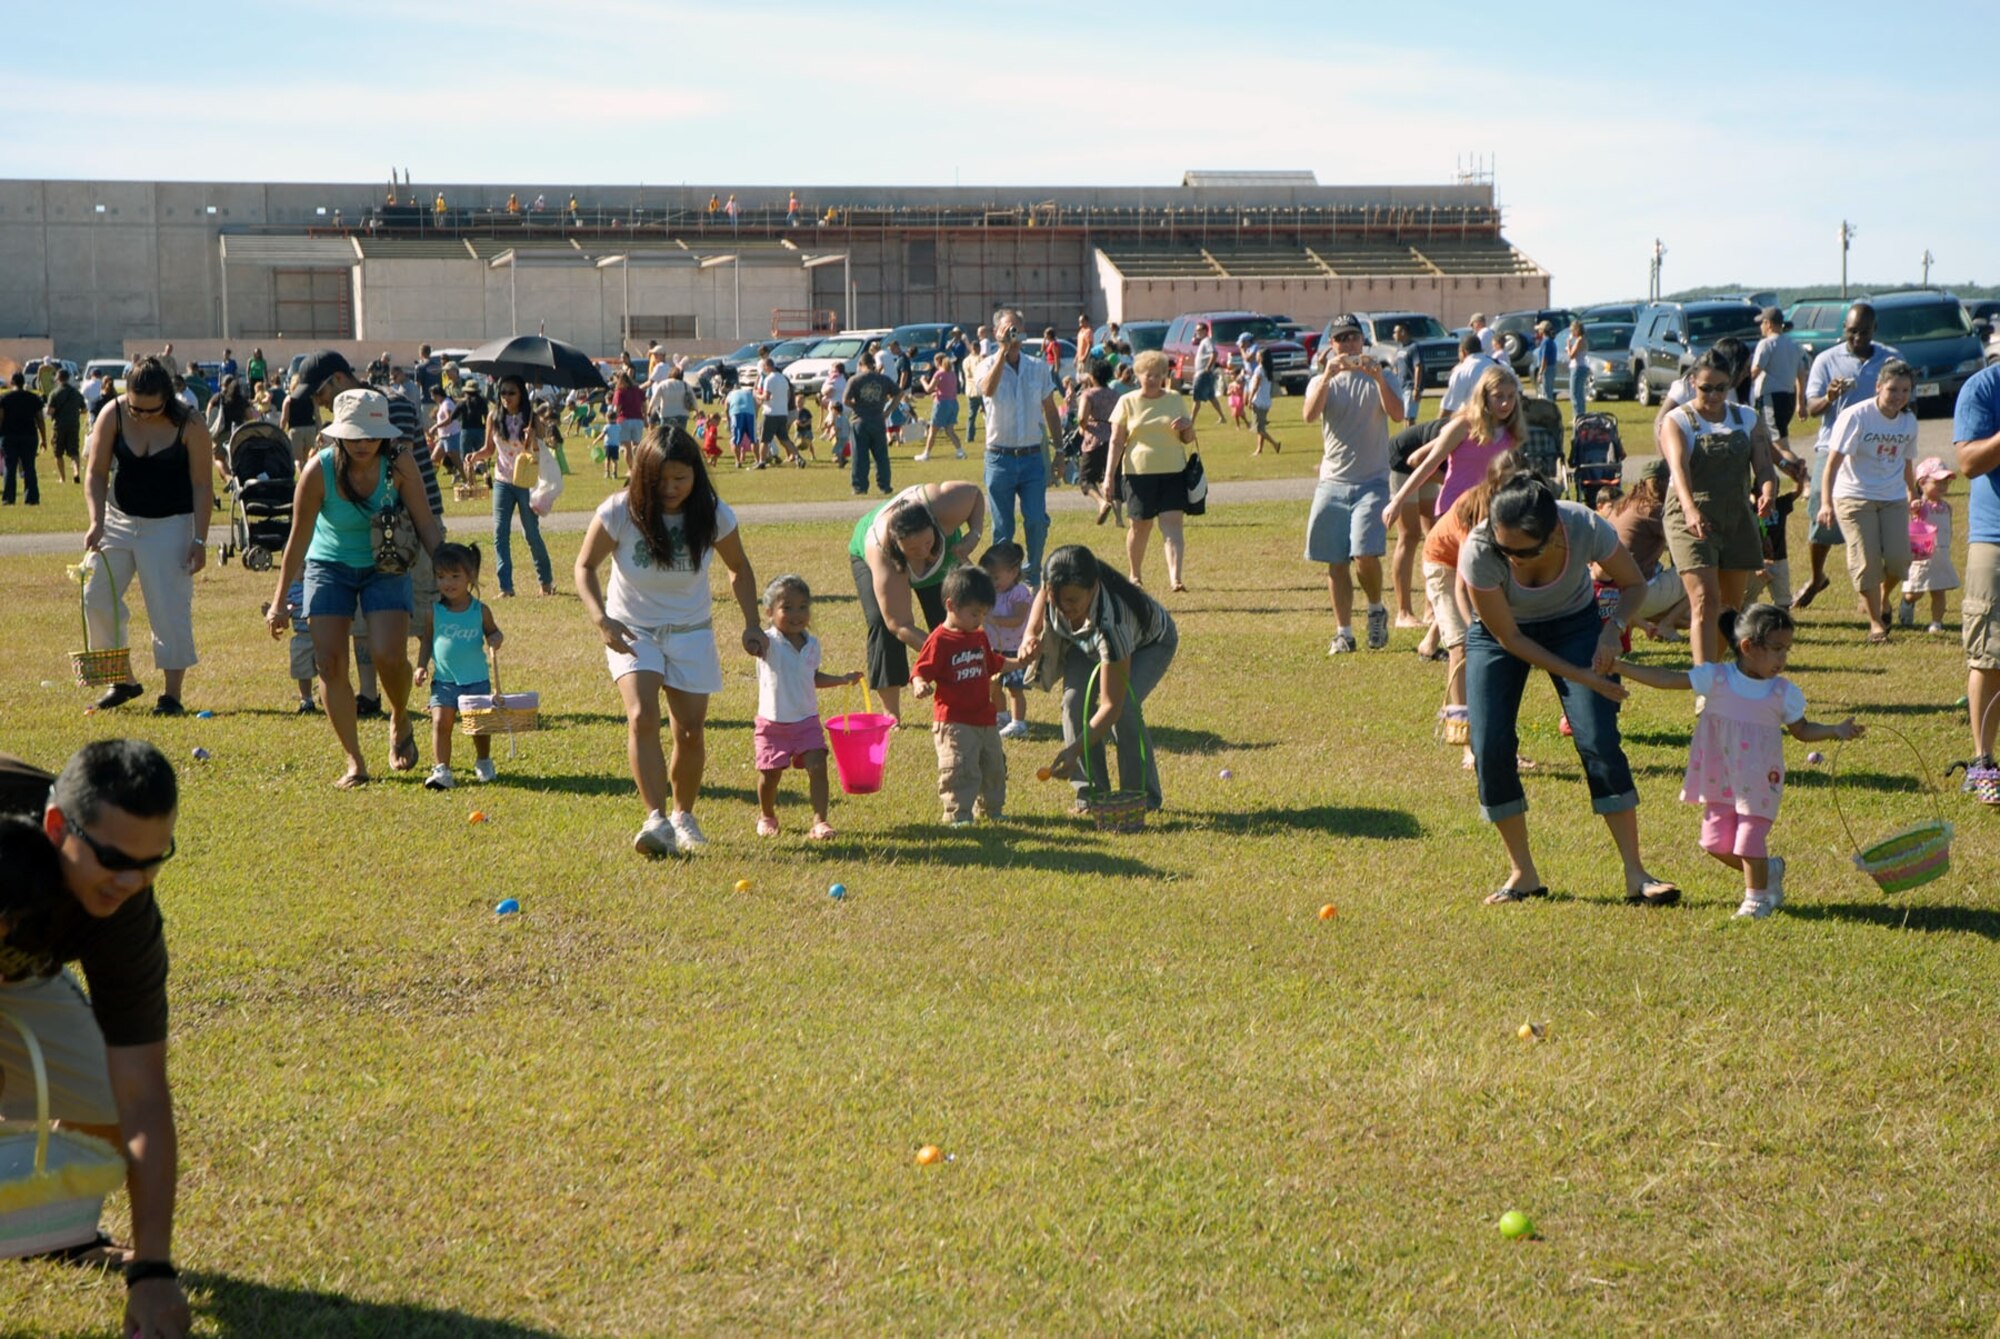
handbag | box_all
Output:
[1182,451,1208,516]
[508,444,539,489]
[371,495,418,575]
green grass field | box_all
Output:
[6,396,2000,1336]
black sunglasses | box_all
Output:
[1491,536,1551,561]
[1693,382,1732,395]
[60,810,176,873]
[125,398,166,417]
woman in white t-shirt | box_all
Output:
[575,426,769,856]
[1818,359,1920,643]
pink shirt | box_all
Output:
[1434,429,1514,517]
[929,368,959,401]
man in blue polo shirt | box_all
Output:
[1954,363,2000,770]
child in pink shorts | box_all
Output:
[754,574,862,839]
[1619,604,1861,919]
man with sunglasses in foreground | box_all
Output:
[1,740,189,1338]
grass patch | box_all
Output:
[7,398,2000,1336]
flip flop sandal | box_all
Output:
[390,727,418,772]
[807,821,836,841]
[1625,881,1682,907]
[1483,884,1548,905]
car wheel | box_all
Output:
[1634,368,1653,407]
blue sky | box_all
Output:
[5,1,1991,304]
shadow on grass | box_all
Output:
[822,823,1166,878]
[1836,701,1964,717]
[1782,901,2000,941]
[1166,803,1422,840]
[494,774,760,803]
[1144,725,1276,756]
[187,1272,563,1337]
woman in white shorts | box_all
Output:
[575,425,768,856]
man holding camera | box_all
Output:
[973,309,1062,583]
[1301,313,1406,654]
[1796,301,1898,609]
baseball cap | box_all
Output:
[1642,457,1672,487]
[1759,306,1787,327]
[1236,333,1254,346]
[1326,313,1362,337]
[322,388,398,440]
[296,350,356,396]
[1916,455,1956,483]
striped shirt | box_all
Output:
[1048,581,1170,664]
[378,384,442,521]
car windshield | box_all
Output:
[1587,325,1634,351]
[1124,325,1168,352]
[1386,316,1449,340]
[1687,309,1761,343]
[722,343,764,361]
[1875,303,1973,344]
[770,339,818,358]
[1208,317,1284,344]
[805,338,868,360]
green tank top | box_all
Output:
[431,599,489,686]
[846,487,962,591]
[305,446,394,568]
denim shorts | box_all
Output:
[997,667,1025,691]
[930,399,959,428]
[303,558,413,619]
[1303,475,1390,565]
[432,676,492,711]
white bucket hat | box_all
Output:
[323,388,397,439]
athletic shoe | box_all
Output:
[95,682,144,710]
[912,452,931,463]
[1734,889,1776,919]
[473,759,497,783]
[1327,631,1357,656]
[296,698,319,715]
[1928,622,1946,634]
[423,764,454,791]
[1766,856,1786,910]
[946,816,975,827]
[633,811,674,857]
[354,695,385,720]
[955,449,967,460]
[669,810,709,852]
[1365,605,1390,651]
[998,720,1030,739]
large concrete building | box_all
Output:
[0,174,1548,360]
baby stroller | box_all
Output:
[1569,412,1626,506]
[1520,398,1566,487]
[218,422,296,572]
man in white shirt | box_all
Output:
[1468,314,1496,359]
[755,355,800,467]
[1439,334,1503,415]
[387,366,423,408]
[974,308,1063,582]
[877,341,905,390]
[1190,321,1224,425]
[648,368,694,435]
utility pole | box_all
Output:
[1921,248,1934,286]
[1648,238,1666,302]
[1838,220,1856,299]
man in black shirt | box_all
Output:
[0,370,47,504]
[842,352,902,497]
[0,741,190,1338]
[46,368,88,485]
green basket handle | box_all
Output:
[1080,661,1149,797]
[1827,721,1945,862]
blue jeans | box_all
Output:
[1465,602,1637,822]
[850,419,891,493]
[1568,366,1589,415]
[492,482,552,594]
[984,450,1050,581]
[1539,365,1559,402]
[1058,616,1178,810]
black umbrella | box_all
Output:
[460,334,607,390]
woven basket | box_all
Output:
[0,1011,126,1259]
[1076,665,1151,833]
[459,649,539,739]
[1437,705,1469,746]
[1831,725,1952,895]
[453,480,490,502]
[67,553,133,688]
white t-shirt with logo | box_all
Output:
[1828,400,1918,502]
[596,492,738,629]
[757,628,822,724]
[761,370,791,417]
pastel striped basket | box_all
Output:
[1831,725,1952,895]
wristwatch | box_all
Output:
[124,1258,179,1287]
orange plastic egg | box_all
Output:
[915,1145,942,1166]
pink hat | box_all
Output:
[1916,456,1955,483]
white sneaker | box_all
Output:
[998,720,1029,739]
[1328,631,1357,655]
[669,810,709,852]
[634,810,674,857]
[1734,889,1776,919]
[1766,856,1786,910]
[473,758,497,783]
[955,449,967,459]
[423,764,454,791]
[912,452,931,463]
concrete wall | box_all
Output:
[1108,273,1551,330]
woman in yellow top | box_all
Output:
[1100,350,1198,591]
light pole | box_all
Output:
[1838,220,1856,300]
[800,252,849,333]
[595,254,630,353]
[1921,248,1934,286]
[1648,238,1666,303]
[700,253,739,338]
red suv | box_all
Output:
[1161,312,1312,395]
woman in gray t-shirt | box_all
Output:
[1457,476,1682,907]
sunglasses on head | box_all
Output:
[60,809,175,873]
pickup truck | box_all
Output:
[1160,312,1310,395]
[1346,312,1460,390]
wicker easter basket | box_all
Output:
[1830,725,1952,895]
[1075,664,1150,833]
[0,1011,126,1258]
[459,649,539,739]
[66,554,132,688]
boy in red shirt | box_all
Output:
[912,566,1021,825]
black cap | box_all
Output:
[1326,313,1362,337]
[296,350,355,396]
[1759,306,1787,327]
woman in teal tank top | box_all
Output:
[265,388,443,789]
[846,480,985,721]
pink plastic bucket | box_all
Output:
[1909,518,1937,559]
[825,713,896,794]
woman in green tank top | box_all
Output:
[846,480,985,721]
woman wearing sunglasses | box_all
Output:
[1659,348,1780,663]
[1460,473,1682,907]
[79,355,217,716]
[475,376,556,597]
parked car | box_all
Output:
[1581,303,1641,326]
[22,358,80,386]
[1863,289,1984,411]
[885,322,959,370]
[1161,312,1310,394]
[1491,308,1582,376]
[1017,337,1077,371]
[1271,319,1322,360]
[1781,298,1849,367]
[1090,320,1169,360]
[1344,312,1459,390]
[1967,300,2000,344]
[784,329,891,397]
[82,358,129,393]
[1628,299,1762,405]
[1576,322,1637,400]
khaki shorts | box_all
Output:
[409,534,442,637]
[0,971,119,1126]
[1964,543,2000,670]
[1639,566,1687,621]
[1835,495,1911,590]
[1424,561,1468,649]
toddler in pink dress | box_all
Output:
[1619,604,1861,918]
